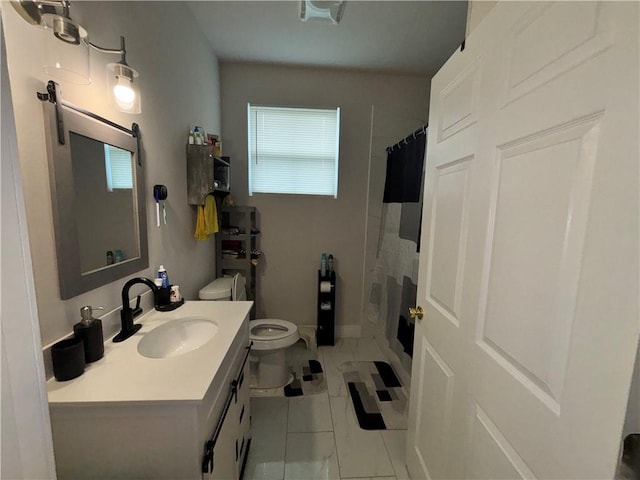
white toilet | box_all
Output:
[198,274,299,388]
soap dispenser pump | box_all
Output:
[73,306,105,363]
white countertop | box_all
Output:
[47,301,252,407]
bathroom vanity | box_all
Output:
[47,301,252,479]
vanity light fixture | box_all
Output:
[11,0,142,114]
[299,0,347,24]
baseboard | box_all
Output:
[337,325,362,338]
[299,324,362,340]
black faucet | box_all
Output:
[113,277,158,343]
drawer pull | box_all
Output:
[234,343,252,403]
[201,440,214,475]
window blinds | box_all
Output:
[248,104,340,197]
[104,144,133,192]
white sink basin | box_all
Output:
[137,317,218,358]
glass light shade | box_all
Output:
[299,0,346,24]
[107,63,141,114]
[41,14,90,84]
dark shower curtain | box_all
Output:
[369,128,426,374]
[383,132,425,205]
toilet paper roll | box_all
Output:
[320,281,332,293]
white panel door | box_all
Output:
[407,2,639,479]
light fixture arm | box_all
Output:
[13,0,142,113]
[87,36,128,65]
[11,0,70,25]
[12,1,129,64]
[35,0,71,16]
[59,0,69,18]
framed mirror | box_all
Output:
[43,99,148,299]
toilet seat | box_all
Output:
[250,319,299,351]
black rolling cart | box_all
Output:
[317,270,336,346]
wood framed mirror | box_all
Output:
[42,95,148,299]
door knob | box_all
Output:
[409,306,424,320]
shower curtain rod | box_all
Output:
[386,125,427,153]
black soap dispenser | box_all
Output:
[73,306,105,363]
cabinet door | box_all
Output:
[211,410,237,480]
[210,344,252,480]
[187,145,215,205]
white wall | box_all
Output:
[1,17,57,478]
[2,1,222,350]
[624,339,640,436]
[220,63,428,332]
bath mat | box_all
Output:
[250,341,327,398]
[340,361,408,430]
[283,359,326,397]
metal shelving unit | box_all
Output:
[216,206,258,317]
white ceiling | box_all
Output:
[185,1,468,76]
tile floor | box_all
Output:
[244,338,410,480]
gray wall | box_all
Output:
[3,1,221,347]
[220,62,429,333]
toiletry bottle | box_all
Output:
[154,277,170,306]
[188,129,194,145]
[73,306,105,363]
[106,250,114,265]
[328,254,334,273]
[157,265,169,288]
[320,253,327,277]
[171,285,181,303]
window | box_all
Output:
[247,104,340,197]
[104,143,133,192]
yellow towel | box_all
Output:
[195,195,219,240]
[204,195,219,235]
[194,205,208,240]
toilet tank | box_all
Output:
[198,277,233,300]
[199,274,247,301]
